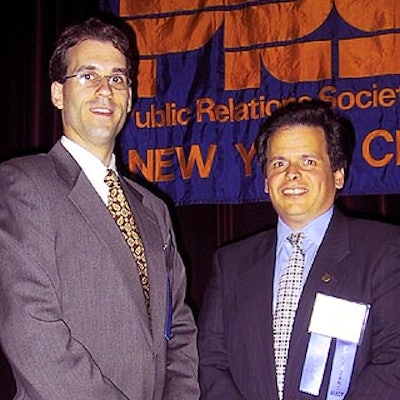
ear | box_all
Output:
[264,177,269,194]
[127,87,133,113]
[333,167,345,189]
[51,81,64,109]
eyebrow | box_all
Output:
[268,155,285,162]
[74,65,128,74]
[268,153,320,161]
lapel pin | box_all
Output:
[322,273,331,283]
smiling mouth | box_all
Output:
[282,187,308,195]
[91,106,113,115]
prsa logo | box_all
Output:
[120,0,400,98]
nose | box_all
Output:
[96,76,113,96]
[285,163,301,180]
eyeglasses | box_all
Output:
[62,71,131,90]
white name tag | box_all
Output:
[308,293,370,344]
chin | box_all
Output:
[89,127,117,140]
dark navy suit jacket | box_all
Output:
[198,209,400,399]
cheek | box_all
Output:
[264,175,282,198]
[317,175,338,200]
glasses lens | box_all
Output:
[110,75,129,90]
[76,73,100,87]
[72,72,130,90]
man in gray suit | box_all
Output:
[0,17,200,400]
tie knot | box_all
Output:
[287,232,305,248]
[104,168,118,187]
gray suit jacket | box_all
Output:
[198,209,400,399]
[0,142,200,400]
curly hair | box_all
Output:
[255,100,355,180]
[49,17,133,84]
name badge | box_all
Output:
[300,293,370,399]
[309,293,370,344]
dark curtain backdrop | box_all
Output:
[1,2,399,398]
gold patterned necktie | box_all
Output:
[273,232,305,400]
[104,169,151,320]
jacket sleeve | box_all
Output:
[154,201,200,400]
[344,233,400,399]
[0,161,130,400]
[197,252,245,399]
[146,200,200,400]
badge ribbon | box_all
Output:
[299,293,370,399]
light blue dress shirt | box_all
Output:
[273,207,334,312]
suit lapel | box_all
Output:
[285,209,351,394]
[121,178,167,352]
[295,210,351,336]
[49,142,153,347]
[236,232,278,399]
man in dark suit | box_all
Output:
[0,17,200,399]
[198,100,400,399]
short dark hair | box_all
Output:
[49,17,133,84]
[255,100,356,178]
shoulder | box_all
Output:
[219,230,275,252]
[214,229,276,266]
[1,153,52,174]
[0,153,57,194]
[0,142,74,184]
[348,218,400,255]
[330,209,400,261]
[333,209,400,240]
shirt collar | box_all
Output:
[60,135,117,175]
[60,135,118,204]
[276,207,334,252]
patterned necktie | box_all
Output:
[273,232,305,400]
[104,169,151,320]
